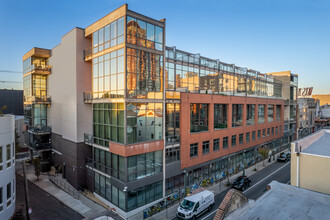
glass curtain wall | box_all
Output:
[93,103,125,146]
[126,103,163,144]
[165,47,283,99]
[127,16,163,51]
[127,48,163,99]
[92,48,125,99]
[93,17,124,54]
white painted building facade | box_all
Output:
[0,115,16,220]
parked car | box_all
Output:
[231,176,252,191]
[177,190,214,219]
[277,152,291,162]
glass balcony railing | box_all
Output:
[28,125,52,134]
[83,92,93,103]
[84,133,93,145]
[84,48,92,60]
[24,96,51,104]
[29,142,51,151]
[24,64,51,75]
[166,135,180,145]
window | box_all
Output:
[127,181,163,211]
[165,147,180,164]
[232,104,243,127]
[213,139,220,151]
[246,132,250,143]
[202,141,210,154]
[166,103,180,144]
[276,126,278,135]
[0,146,2,171]
[0,187,2,211]
[127,16,163,51]
[263,129,266,137]
[272,127,274,135]
[6,144,11,168]
[127,151,162,182]
[268,105,274,122]
[190,104,209,133]
[276,105,281,121]
[258,130,261,139]
[267,128,270,136]
[239,134,243,145]
[93,17,124,54]
[258,104,265,123]
[279,125,282,133]
[92,48,125,100]
[7,182,11,200]
[231,135,236,147]
[214,104,227,129]
[190,143,198,158]
[246,104,255,125]
[252,131,256,141]
[223,137,228,149]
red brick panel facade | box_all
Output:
[180,93,284,169]
[109,140,164,157]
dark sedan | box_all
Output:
[277,152,291,162]
[232,176,252,191]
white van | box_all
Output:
[177,190,215,219]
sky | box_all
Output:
[0,0,329,94]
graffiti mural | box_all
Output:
[143,158,255,218]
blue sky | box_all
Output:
[1,0,329,94]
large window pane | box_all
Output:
[214,104,227,129]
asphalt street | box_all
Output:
[173,161,291,220]
[14,174,83,220]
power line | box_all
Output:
[0,70,22,73]
[0,80,22,83]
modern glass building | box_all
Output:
[22,4,295,219]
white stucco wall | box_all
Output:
[48,28,92,143]
[0,115,16,220]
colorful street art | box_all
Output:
[143,159,255,218]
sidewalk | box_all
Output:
[15,162,107,218]
[147,149,289,220]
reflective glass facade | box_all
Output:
[165,47,282,98]
[93,17,125,54]
[127,102,163,144]
[127,16,163,51]
[127,48,163,99]
[92,48,125,99]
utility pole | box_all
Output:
[22,160,31,220]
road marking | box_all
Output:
[200,162,291,220]
[243,162,290,193]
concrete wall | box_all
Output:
[48,27,92,188]
[0,115,16,220]
[291,130,330,194]
[52,132,92,188]
[48,28,92,143]
[291,147,330,194]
